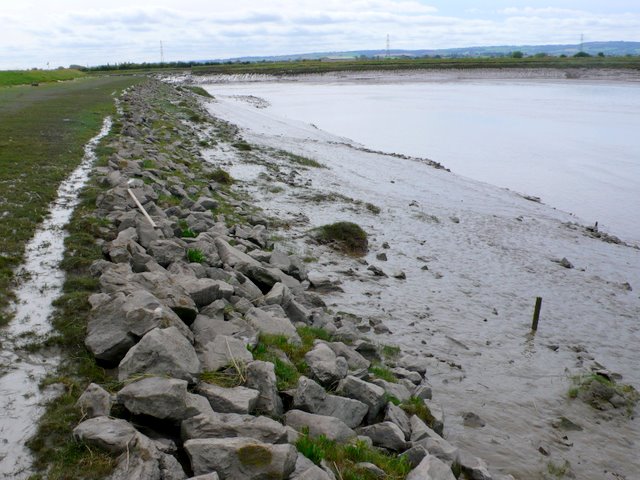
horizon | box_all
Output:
[2,1,640,70]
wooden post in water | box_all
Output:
[531,297,543,331]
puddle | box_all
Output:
[0,117,112,479]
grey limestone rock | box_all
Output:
[199,335,253,372]
[305,343,349,387]
[384,403,411,440]
[245,360,284,416]
[371,378,412,403]
[76,383,112,419]
[148,239,186,267]
[184,437,297,479]
[214,237,261,268]
[325,341,370,373]
[245,306,301,342]
[197,383,259,414]
[456,451,493,480]
[73,417,138,454]
[181,412,288,444]
[292,376,368,429]
[410,416,458,467]
[356,422,408,452]
[117,377,205,422]
[400,445,429,468]
[336,375,386,423]
[284,410,356,442]
[407,454,456,480]
[289,453,335,480]
[118,327,200,383]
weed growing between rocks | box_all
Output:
[312,222,369,257]
[568,372,638,415]
[296,431,412,480]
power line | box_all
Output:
[160,41,164,64]
[386,34,390,58]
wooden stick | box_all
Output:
[127,188,157,228]
[531,297,543,331]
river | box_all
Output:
[208,76,640,244]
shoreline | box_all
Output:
[202,85,640,479]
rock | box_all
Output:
[456,450,493,480]
[118,327,200,383]
[179,276,223,307]
[86,290,192,364]
[199,335,253,372]
[292,376,368,428]
[214,237,261,268]
[392,367,422,385]
[325,342,370,373]
[376,253,387,261]
[284,298,312,325]
[73,417,138,454]
[400,445,429,468]
[367,265,387,277]
[305,343,349,387]
[289,453,335,480]
[188,474,220,480]
[413,384,433,400]
[559,257,574,269]
[385,403,411,440]
[355,462,385,478]
[117,377,206,422]
[148,239,185,267]
[336,376,386,423]
[371,378,412,402]
[397,355,428,375]
[181,413,288,444]
[392,271,407,280]
[130,271,199,323]
[191,309,257,349]
[245,306,301,342]
[245,361,284,416]
[184,437,297,479]
[193,196,218,211]
[423,400,445,436]
[356,422,408,452]
[76,383,112,418]
[407,454,456,480]
[284,410,356,442]
[236,263,284,293]
[551,416,583,431]
[264,282,292,306]
[462,412,486,428]
[197,383,259,414]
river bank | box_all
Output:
[199,77,640,479]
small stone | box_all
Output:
[462,412,486,428]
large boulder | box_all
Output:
[305,343,348,387]
[214,237,261,268]
[245,361,283,416]
[184,437,297,479]
[148,239,186,267]
[456,451,493,480]
[410,416,458,466]
[181,413,288,444]
[118,327,200,383]
[130,271,198,323]
[178,276,225,308]
[292,376,368,429]
[371,378,412,403]
[325,342,370,373]
[199,335,253,372]
[117,377,210,422]
[384,403,411,440]
[197,383,259,414]
[335,376,386,423]
[244,306,301,342]
[86,291,192,364]
[284,410,356,443]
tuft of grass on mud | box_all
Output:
[312,222,368,257]
[183,85,214,98]
[568,372,639,414]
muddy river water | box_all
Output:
[202,75,640,480]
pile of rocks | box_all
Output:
[71,79,508,480]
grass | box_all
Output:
[192,55,640,77]
[400,396,437,429]
[277,150,325,168]
[547,460,572,478]
[312,222,368,257]
[296,431,412,480]
[251,326,332,390]
[568,372,639,414]
[0,69,85,87]
[186,248,205,263]
[369,364,398,383]
[183,85,213,98]
[232,141,252,151]
[201,367,247,388]
[208,168,234,185]
[381,344,401,360]
[0,75,140,324]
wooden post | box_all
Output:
[127,188,157,228]
[531,297,542,331]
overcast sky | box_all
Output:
[2,1,639,69]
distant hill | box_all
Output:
[200,41,640,63]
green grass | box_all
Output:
[400,396,436,428]
[251,326,332,390]
[208,168,234,185]
[183,85,213,98]
[568,373,639,413]
[369,364,398,383]
[186,248,205,263]
[382,344,401,360]
[277,150,325,169]
[192,56,640,77]
[312,222,368,257]
[0,69,85,87]
[0,75,140,324]
[296,432,412,480]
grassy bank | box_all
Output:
[0,69,86,87]
[0,75,140,324]
[191,55,640,76]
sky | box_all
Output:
[1,1,640,69]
